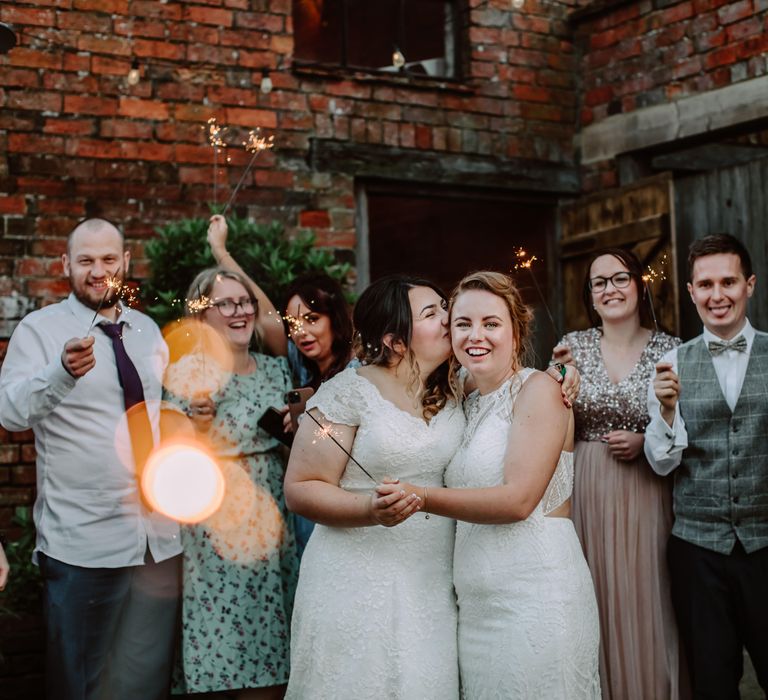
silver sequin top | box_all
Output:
[561,328,680,442]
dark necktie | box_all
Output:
[707,334,747,356]
[100,322,154,509]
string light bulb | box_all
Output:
[259,69,273,94]
[392,47,406,69]
[127,58,141,86]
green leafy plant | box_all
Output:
[0,507,42,618]
[142,213,353,327]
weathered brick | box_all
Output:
[183,6,233,26]
[73,0,129,12]
[6,90,62,113]
[0,6,56,26]
[0,195,27,215]
[64,94,118,116]
[717,0,754,25]
[118,97,170,120]
[133,38,186,61]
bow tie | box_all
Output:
[708,335,747,356]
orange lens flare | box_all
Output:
[141,440,225,523]
[205,461,285,564]
[162,318,234,399]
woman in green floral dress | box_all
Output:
[168,259,298,699]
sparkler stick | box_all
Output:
[641,254,668,332]
[305,410,377,483]
[513,248,559,338]
[87,268,123,333]
[221,130,275,216]
[204,117,227,209]
[196,284,208,384]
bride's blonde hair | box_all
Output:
[448,270,534,396]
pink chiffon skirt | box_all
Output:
[572,440,689,700]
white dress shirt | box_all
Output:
[644,319,756,476]
[0,294,181,567]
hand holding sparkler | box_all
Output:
[207,214,229,259]
[61,336,96,378]
[187,393,216,433]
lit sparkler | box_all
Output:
[87,270,123,332]
[512,247,559,338]
[641,254,668,331]
[221,128,276,216]
[305,410,376,483]
[186,294,213,314]
[204,117,227,207]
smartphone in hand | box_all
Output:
[257,407,293,447]
[286,387,315,433]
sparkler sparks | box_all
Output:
[186,294,212,314]
[204,116,227,149]
[87,270,124,332]
[244,129,275,154]
[513,248,538,270]
[221,128,276,216]
[283,314,305,336]
[311,421,341,445]
[204,117,227,207]
[511,247,559,338]
[641,254,668,331]
[305,411,376,483]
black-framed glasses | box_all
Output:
[589,272,633,293]
[212,298,256,317]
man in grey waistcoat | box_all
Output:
[645,233,768,699]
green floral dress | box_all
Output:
[169,352,298,693]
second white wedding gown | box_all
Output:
[445,369,601,699]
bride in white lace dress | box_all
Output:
[283,275,466,700]
[381,271,600,699]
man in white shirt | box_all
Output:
[645,233,768,699]
[0,219,181,700]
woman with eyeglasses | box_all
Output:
[168,244,299,699]
[552,248,686,700]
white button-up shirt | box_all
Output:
[644,319,756,476]
[0,294,181,567]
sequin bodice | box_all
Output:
[563,328,679,442]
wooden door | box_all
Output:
[674,157,768,339]
[559,172,679,335]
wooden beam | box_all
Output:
[579,75,768,164]
[308,139,581,194]
[560,214,669,259]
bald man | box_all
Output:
[0,219,181,700]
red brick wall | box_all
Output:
[0,0,580,530]
[574,0,768,191]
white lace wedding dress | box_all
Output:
[285,368,466,700]
[445,369,601,699]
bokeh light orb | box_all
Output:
[206,465,285,564]
[163,318,234,399]
[142,441,225,523]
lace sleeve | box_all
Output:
[305,368,365,426]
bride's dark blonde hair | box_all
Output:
[448,270,534,396]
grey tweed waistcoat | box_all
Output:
[676,331,768,554]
